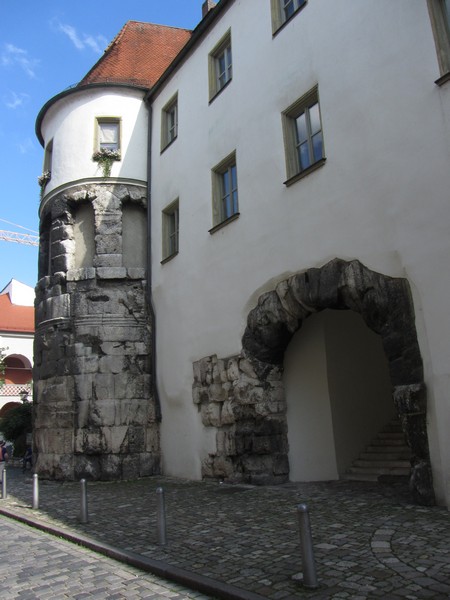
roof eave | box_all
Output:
[145,0,234,102]
[35,82,149,147]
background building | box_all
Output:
[35,0,450,508]
[0,279,34,415]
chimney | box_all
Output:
[202,0,217,18]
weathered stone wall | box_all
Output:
[194,259,435,505]
[193,353,288,484]
[34,183,159,480]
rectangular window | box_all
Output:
[161,93,178,151]
[209,30,232,101]
[162,200,179,262]
[43,139,53,173]
[211,151,239,229]
[282,86,325,184]
[271,0,307,34]
[427,0,450,83]
[96,117,121,152]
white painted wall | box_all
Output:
[149,0,450,505]
[284,310,394,481]
[284,312,338,481]
[39,87,148,196]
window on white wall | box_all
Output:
[43,139,53,173]
[211,151,239,230]
[282,86,325,185]
[161,93,178,151]
[96,118,121,152]
[271,0,307,34]
[209,30,232,101]
[162,200,179,262]
[427,0,450,83]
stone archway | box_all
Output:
[194,258,434,506]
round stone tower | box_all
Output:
[33,21,192,480]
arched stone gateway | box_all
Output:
[193,258,435,506]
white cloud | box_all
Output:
[16,138,34,155]
[4,91,29,110]
[54,20,107,55]
[0,44,39,78]
[83,34,108,55]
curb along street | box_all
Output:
[1,467,449,599]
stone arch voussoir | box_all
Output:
[196,258,434,505]
[241,258,433,505]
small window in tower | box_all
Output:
[97,118,121,152]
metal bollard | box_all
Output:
[1,467,6,499]
[32,473,39,509]
[79,479,89,524]
[156,487,167,545]
[297,503,318,589]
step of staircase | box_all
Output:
[342,420,412,482]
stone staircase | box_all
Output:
[342,420,412,482]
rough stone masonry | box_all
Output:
[34,183,159,480]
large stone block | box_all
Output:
[201,402,222,427]
[99,354,124,374]
[97,267,127,279]
[101,425,128,453]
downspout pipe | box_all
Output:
[146,102,161,422]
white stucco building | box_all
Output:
[35,0,450,508]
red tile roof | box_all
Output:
[79,21,192,88]
[0,294,34,334]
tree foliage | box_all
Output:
[0,402,32,446]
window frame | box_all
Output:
[95,117,121,153]
[208,29,232,102]
[282,86,325,186]
[271,0,307,35]
[43,139,53,174]
[161,199,179,263]
[161,93,178,151]
[427,0,450,84]
[210,151,239,232]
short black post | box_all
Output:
[297,503,318,588]
[79,479,89,523]
[156,487,167,545]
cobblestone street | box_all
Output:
[1,467,449,599]
[0,517,210,599]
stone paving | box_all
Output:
[0,517,211,599]
[0,467,449,599]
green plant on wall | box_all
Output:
[92,148,121,177]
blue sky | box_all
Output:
[0,0,203,289]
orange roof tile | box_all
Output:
[79,21,192,88]
[0,294,34,334]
